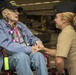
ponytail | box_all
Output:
[73,16,76,26]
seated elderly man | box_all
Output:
[0,1,48,75]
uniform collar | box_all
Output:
[62,25,74,31]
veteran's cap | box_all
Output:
[0,0,18,12]
[54,2,76,13]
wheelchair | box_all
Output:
[0,46,56,75]
[0,47,17,75]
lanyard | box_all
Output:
[14,25,20,43]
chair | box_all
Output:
[43,53,56,75]
[0,46,17,75]
[0,46,10,75]
[0,46,56,75]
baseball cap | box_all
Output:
[0,0,19,12]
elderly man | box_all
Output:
[0,1,48,75]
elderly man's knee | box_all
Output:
[15,52,30,60]
[31,52,44,58]
[35,52,43,56]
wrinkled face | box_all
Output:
[54,13,64,29]
[2,9,19,22]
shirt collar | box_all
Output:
[62,25,73,31]
[2,19,22,29]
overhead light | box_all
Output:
[34,2,41,4]
[42,2,50,4]
[27,3,34,5]
[17,1,61,7]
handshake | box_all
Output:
[32,41,44,53]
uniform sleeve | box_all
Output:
[56,32,72,58]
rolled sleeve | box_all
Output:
[56,32,72,58]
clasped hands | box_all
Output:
[32,41,44,53]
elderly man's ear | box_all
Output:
[2,9,10,20]
[2,9,9,16]
[2,9,7,18]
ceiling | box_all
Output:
[15,0,76,4]
[16,0,59,4]
[15,0,76,15]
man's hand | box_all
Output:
[32,45,39,53]
[32,41,44,53]
[34,41,44,50]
